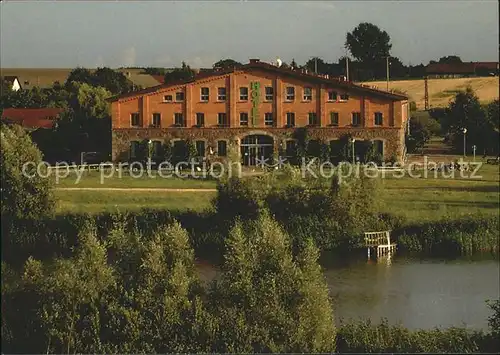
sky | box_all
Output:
[0,0,498,68]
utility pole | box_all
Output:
[424,76,429,110]
[386,56,390,91]
[314,57,318,74]
[346,57,349,81]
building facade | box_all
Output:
[109,60,409,165]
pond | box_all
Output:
[323,254,500,330]
[196,254,500,330]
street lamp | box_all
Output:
[350,138,356,165]
[147,139,153,160]
[461,128,467,158]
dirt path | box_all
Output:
[56,187,217,192]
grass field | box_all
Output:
[360,77,499,110]
[54,162,499,223]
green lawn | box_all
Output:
[54,163,499,223]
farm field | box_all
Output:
[359,77,499,109]
[54,163,500,223]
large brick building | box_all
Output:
[108,59,409,165]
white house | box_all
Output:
[1,76,22,91]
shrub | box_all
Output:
[207,211,336,353]
[0,124,55,220]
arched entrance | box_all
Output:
[240,134,274,166]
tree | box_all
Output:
[65,68,93,88]
[438,55,462,64]
[93,67,134,94]
[207,211,336,353]
[445,87,493,154]
[345,23,392,64]
[164,62,196,84]
[0,124,54,220]
[213,59,242,70]
[406,116,432,153]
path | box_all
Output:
[56,187,217,192]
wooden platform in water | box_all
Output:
[364,231,397,259]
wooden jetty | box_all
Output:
[364,231,397,259]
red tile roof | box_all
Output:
[1,108,63,129]
[151,75,165,84]
[108,60,408,102]
[426,63,476,74]
[426,62,499,74]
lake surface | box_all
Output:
[322,254,500,330]
[197,254,500,330]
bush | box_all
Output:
[336,319,488,353]
[0,124,55,220]
[207,211,336,353]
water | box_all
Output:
[197,254,500,330]
[323,254,500,330]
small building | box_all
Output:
[107,59,410,165]
[1,76,22,91]
[426,62,499,78]
[1,108,64,131]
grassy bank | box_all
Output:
[53,164,499,223]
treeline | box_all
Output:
[0,67,142,163]
[406,88,499,155]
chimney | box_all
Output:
[249,58,260,64]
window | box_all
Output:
[286,112,295,127]
[328,91,338,102]
[240,112,249,126]
[201,87,209,102]
[330,112,339,126]
[240,87,249,101]
[303,87,313,101]
[218,113,229,127]
[218,87,227,101]
[174,113,185,127]
[164,95,173,102]
[264,113,274,126]
[130,113,140,127]
[217,140,227,157]
[352,112,361,126]
[308,112,319,126]
[374,112,383,126]
[286,87,295,101]
[130,141,139,158]
[339,93,349,102]
[196,113,205,127]
[373,140,384,157]
[265,86,273,101]
[152,113,161,127]
[285,140,297,157]
[152,141,162,157]
[175,92,184,101]
[195,140,205,157]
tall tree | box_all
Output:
[212,59,242,70]
[93,67,134,94]
[164,62,196,84]
[438,55,462,64]
[65,68,93,88]
[345,22,392,63]
[0,124,55,220]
